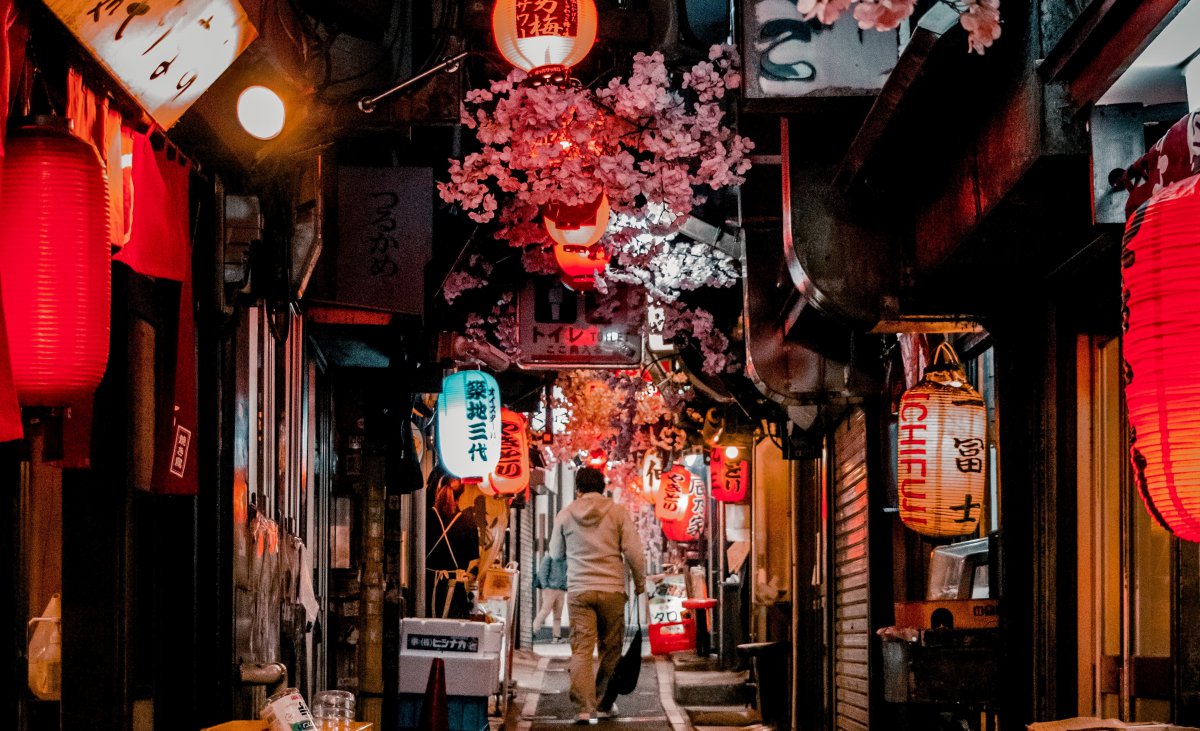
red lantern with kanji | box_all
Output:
[0,118,111,407]
[897,343,987,538]
[640,452,662,505]
[655,464,691,522]
[492,0,598,77]
[488,408,531,495]
[1123,173,1200,541]
[662,472,705,542]
[710,447,750,503]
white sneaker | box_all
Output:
[574,712,596,725]
[596,703,618,718]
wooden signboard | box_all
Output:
[44,0,257,128]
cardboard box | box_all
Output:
[893,599,1000,630]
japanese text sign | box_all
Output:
[488,408,530,495]
[655,464,691,522]
[45,0,257,128]
[710,448,749,503]
[515,0,579,39]
[438,370,501,480]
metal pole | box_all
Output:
[358,52,471,113]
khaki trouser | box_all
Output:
[567,590,627,714]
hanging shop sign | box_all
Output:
[516,279,642,369]
[640,451,663,506]
[897,343,986,538]
[710,447,750,503]
[488,408,531,495]
[43,0,257,129]
[438,370,502,480]
[655,464,692,522]
[310,166,433,316]
[492,0,598,75]
[663,472,706,542]
[1122,173,1200,542]
[0,120,110,407]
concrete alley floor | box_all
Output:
[501,642,688,730]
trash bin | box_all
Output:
[881,629,1000,705]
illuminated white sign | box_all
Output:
[45,0,257,128]
[516,280,642,369]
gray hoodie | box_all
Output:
[549,492,647,596]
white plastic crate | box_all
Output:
[397,618,504,697]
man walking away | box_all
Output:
[549,466,646,724]
[533,552,568,643]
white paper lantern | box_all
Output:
[438,370,502,480]
[897,343,987,537]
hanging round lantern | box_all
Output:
[662,472,705,542]
[897,343,987,538]
[710,446,750,503]
[655,464,691,522]
[492,0,598,79]
[437,370,502,480]
[547,193,611,291]
[1123,173,1200,541]
[488,408,531,495]
[0,117,111,407]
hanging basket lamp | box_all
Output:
[492,0,598,82]
[1122,173,1200,542]
[897,342,987,538]
[0,117,111,407]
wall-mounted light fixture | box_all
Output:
[236,85,286,140]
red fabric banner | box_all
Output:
[150,266,198,495]
[113,130,190,281]
[67,68,125,248]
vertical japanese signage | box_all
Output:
[710,448,749,503]
[319,166,432,315]
[896,370,986,538]
[438,370,501,480]
[663,471,705,543]
[515,0,579,39]
[488,408,530,495]
[655,464,691,522]
[44,0,257,128]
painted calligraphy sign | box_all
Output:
[655,464,691,522]
[515,0,579,39]
[488,408,530,495]
[438,370,501,480]
[710,448,749,503]
[325,167,432,315]
[663,472,705,542]
[44,0,257,128]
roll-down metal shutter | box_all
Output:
[833,408,870,731]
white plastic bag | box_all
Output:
[28,593,61,700]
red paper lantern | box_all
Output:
[897,343,987,538]
[585,447,608,472]
[488,408,531,495]
[710,447,750,503]
[492,0,598,76]
[655,464,691,522]
[1123,173,1200,541]
[0,118,111,406]
[547,194,611,290]
[662,472,705,542]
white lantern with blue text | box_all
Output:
[438,370,502,480]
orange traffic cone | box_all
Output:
[419,657,450,731]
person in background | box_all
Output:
[425,473,480,618]
[550,466,646,725]
[532,552,568,643]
